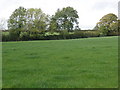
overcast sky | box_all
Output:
[0,0,119,29]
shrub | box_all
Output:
[74,30,100,38]
[29,34,45,40]
[60,30,69,39]
[2,33,11,41]
[20,32,30,41]
[85,31,100,37]
[107,31,118,36]
[9,30,20,41]
[74,31,86,38]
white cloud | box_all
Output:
[0,0,118,29]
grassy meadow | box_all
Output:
[2,36,118,88]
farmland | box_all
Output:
[2,36,118,88]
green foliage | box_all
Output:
[19,32,30,40]
[96,13,118,35]
[107,31,119,36]
[98,26,108,36]
[26,8,48,33]
[8,6,27,40]
[45,32,60,36]
[110,21,118,32]
[74,30,100,38]
[48,16,58,33]
[51,7,79,32]
[29,34,44,40]
[97,13,117,28]
[2,34,10,41]
[7,6,48,40]
[60,30,69,39]
[5,7,119,41]
[9,29,21,40]
[8,6,27,30]
[118,20,120,32]
[1,30,103,41]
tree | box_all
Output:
[7,7,49,40]
[26,8,48,34]
[96,13,118,35]
[110,21,118,32]
[8,6,27,40]
[48,15,58,33]
[51,7,79,32]
[8,6,27,30]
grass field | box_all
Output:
[2,36,118,88]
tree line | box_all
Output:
[2,6,119,41]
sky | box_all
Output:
[0,0,119,30]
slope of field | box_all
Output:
[2,36,118,88]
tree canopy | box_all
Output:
[8,6,27,30]
[95,13,118,35]
[8,6,49,37]
[49,7,80,32]
[8,6,27,39]
[26,8,48,34]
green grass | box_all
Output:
[2,36,118,88]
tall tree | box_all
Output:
[8,6,27,30]
[96,13,118,35]
[51,7,79,32]
[48,15,58,33]
[26,8,48,34]
[8,6,27,39]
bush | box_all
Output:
[20,32,30,41]
[60,30,69,39]
[74,30,100,38]
[2,33,11,41]
[9,30,21,41]
[75,31,89,38]
[29,34,45,40]
[2,30,102,41]
[107,31,118,36]
[84,31,100,37]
